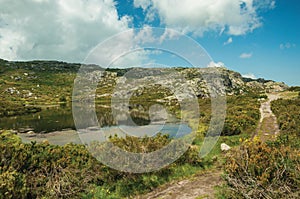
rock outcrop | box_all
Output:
[1,59,289,101]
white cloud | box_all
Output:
[133,25,157,44]
[270,1,276,9]
[242,73,257,79]
[224,37,233,45]
[240,52,253,59]
[207,61,226,68]
[133,0,151,10]
[134,0,275,36]
[0,0,131,62]
[280,42,296,50]
[84,27,162,68]
[159,28,181,43]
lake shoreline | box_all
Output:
[17,122,192,146]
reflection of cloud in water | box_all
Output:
[19,124,191,146]
[78,124,191,145]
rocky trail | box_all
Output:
[136,93,284,199]
[135,170,223,199]
[254,93,281,141]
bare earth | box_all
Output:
[255,93,281,141]
[135,170,223,199]
[136,93,285,199]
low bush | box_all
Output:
[0,131,205,198]
[221,94,260,136]
[0,131,105,198]
[0,101,41,118]
[271,98,300,148]
[222,138,300,198]
[220,97,300,198]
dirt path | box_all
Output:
[135,170,223,199]
[254,93,281,141]
[136,93,284,199]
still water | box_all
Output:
[0,105,192,145]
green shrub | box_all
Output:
[220,97,300,198]
[271,97,300,152]
[222,138,300,198]
[59,95,67,103]
[0,100,41,118]
[288,86,300,92]
[221,95,260,136]
[0,169,28,199]
[0,130,206,198]
[0,131,105,198]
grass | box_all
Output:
[217,96,300,199]
[279,91,299,99]
[257,116,278,141]
[0,59,271,198]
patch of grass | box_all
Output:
[257,116,278,141]
[279,91,298,99]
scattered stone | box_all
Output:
[15,76,22,81]
[26,131,36,137]
[10,130,18,135]
[221,143,231,152]
[62,128,72,131]
[149,104,168,123]
[87,126,101,131]
[18,128,34,133]
[6,87,20,95]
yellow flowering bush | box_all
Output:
[223,138,300,198]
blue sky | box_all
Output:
[209,0,300,86]
[0,0,299,85]
[115,0,300,85]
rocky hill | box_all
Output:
[0,58,288,106]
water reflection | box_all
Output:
[4,102,192,146]
[0,106,74,133]
[0,103,178,133]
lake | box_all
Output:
[0,105,192,145]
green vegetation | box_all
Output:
[222,94,260,136]
[272,98,300,146]
[0,93,262,198]
[0,130,209,199]
[219,97,300,198]
[0,101,41,117]
[287,86,300,92]
[195,93,260,138]
[222,137,300,198]
[3,59,294,198]
[279,91,299,99]
[0,60,77,110]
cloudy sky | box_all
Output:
[0,0,299,85]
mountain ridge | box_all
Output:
[0,58,289,107]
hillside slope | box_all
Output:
[0,58,288,116]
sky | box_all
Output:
[0,0,299,85]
